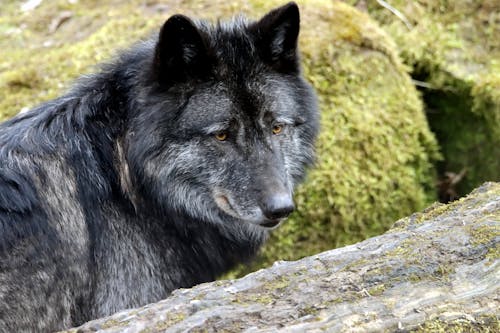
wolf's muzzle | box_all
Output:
[260,192,295,222]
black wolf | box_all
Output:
[0,2,318,331]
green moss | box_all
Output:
[380,238,455,283]
[470,224,500,246]
[231,275,292,305]
[140,312,187,332]
[367,284,386,296]
[100,318,130,329]
[395,183,500,267]
[469,223,500,261]
[363,265,393,281]
[485,244,500,261]
[411,314,500,333]
[341,258,371,273]
[363,0,500,197]
[266,275,291,291]
[435,263,455,279]
[392,182,500,232]
[298,306,320,317]
[408,273,423,283]
[391,202,448,230]
[385,242,419,260]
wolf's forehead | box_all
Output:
[184,87,233,121]
[209,16,254,51]
[182,77,296,125]
[202,21,262,77]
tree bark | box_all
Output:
[63,182,500,333]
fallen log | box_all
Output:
[64,182,499,332]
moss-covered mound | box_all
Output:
[354,0,500,198]
[0,0,439,272]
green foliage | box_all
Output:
[0,0,439,275]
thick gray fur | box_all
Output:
[0,2,318,331]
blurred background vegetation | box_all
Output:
[1,0,498,276]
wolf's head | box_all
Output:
[126,2,319,231]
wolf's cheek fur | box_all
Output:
[283,127,316,185]
[155,145,261,224]
[140,135,298,226]
[140,142,220,220]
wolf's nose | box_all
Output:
[261,193,295,220]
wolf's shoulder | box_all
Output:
[0,157,45,253]
[0,160,39,215]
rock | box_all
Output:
[61,182,500,332]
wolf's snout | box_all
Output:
[260,192,295,221]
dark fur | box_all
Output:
[0,3,318,331]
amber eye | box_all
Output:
[215,131,228,141]
[272,124,283,135]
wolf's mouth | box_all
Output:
[260,219,281,228]
[213,193,281,228]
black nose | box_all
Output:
[261,193,295,221]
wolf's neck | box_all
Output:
[141,208,267,279]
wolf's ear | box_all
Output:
[251,2,300,73]
[154,15,209,85]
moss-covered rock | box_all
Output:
[354,0,500,197]
[0,0,439,273]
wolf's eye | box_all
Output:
[214,131,228,141]
[272,124,284,135]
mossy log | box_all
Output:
[62,182,499,333]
